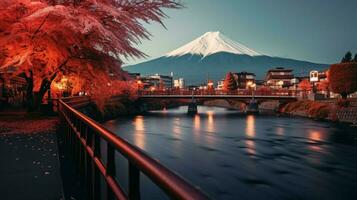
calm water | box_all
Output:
[103,106,357,200]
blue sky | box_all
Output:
[126,0,357,65]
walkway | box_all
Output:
[0,110,64,200]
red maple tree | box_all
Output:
[0,0,181,110]
[329,62,357,99]
[298,79,312,91]
[223,72,237,92]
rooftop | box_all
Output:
[267,67,293,72]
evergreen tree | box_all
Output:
[354,54,357,62]
[341,51,352,63]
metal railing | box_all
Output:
[58,97,208,200]
[139,89,298,97]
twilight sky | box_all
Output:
[126,0,357,65]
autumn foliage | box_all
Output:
[223,72,237,91]
[298,79,312,91]
[281,100,331,119]
[0,0,181,110]
[329,62,357,99]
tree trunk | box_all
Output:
[341,92,348,99]
[33,71,59,110]
[25,59,68,111]
[25,71,35,111]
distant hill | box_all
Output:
[125,31,328,84]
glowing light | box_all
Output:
[309,131,322,141]
[194,114,201,130]
[276,127,284,136]
[307,130,326,153]
[134,116,145,131]
[206,110,215,132]
[133,116,145,149]
[245,115,256,156]
[172,118,181,136]
[150,86,156,91]
[246,115,255,138]
[245,140,256,155]
[278,80,284,86]
[55,82,64,90]
[193,114,201,143]
[55,77,69,90]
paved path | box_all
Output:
[0,112,64,200]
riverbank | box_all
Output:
[280,99,357,124]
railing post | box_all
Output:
[79,120,85,183]
[106,143,116,200]
[85,126,93,199]
[58,98,208,200]
[93,134,101,200]
[129,162,141,200]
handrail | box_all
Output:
[58,97,208,200]
[139,89,299,97]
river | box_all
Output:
[103,106,357,200]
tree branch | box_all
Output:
[31,13,50,40]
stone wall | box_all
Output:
[337,107,357,124]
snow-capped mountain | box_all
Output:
[125,31,328,84]
[165,31,261,57]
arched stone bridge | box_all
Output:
[138,91,298,113]
[139,94,297,104]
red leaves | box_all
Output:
[298,79,312,91]
[0,0,181,106]
[223,72,237,91]
[329,62,357,97]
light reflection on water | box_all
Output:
[133,115,145,149]
[104,106,357,200]
[245,115,256,156]
[206,110,215,133]
[245,115,255,138]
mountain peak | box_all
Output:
[165,31,262,57]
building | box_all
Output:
[174,78,185,89]
[233,72,256,89]
[150,74,173,89]
[138,77,159,90]
[128,73,141,80]
[0,72,27,106]
[138,74,173,90]
[216,79,224,90]
[266,67,294,89]
[310,70,328,83]
[255,80,265,87]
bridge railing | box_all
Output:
[139,89,297,97]
[58,97,208,200]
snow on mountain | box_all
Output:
[165,31,262,57]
